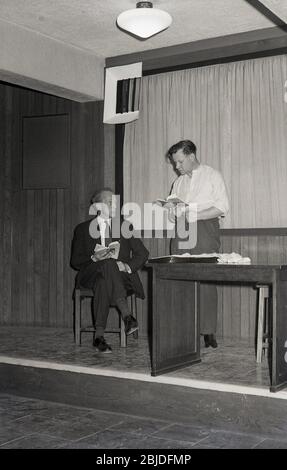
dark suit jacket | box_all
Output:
[70,217,149,299]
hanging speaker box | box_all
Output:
[103,62,142,124]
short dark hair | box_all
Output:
[90,187,114,205]
[167,140,197,161]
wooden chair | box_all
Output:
[255,285,270,363]
[74,288,138,347]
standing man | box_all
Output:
[166,140,229,348]
[71,188,149,353]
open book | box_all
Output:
[154,193,188,207]
[94,241,120,260]
[148,254,219,264]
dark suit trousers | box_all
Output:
[79,259,133,330]
[170,218,221,335]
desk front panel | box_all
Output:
[153,264,279,285]
[272,271,287,391]
[151,274,200,376]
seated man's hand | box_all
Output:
[91,250,112,262]
[116,261,131,273]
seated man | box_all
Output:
[70,188,149,353]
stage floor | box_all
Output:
[1,326,284,399]
[2,327,287,448]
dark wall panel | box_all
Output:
[22,114,70,189]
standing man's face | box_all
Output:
[100,191,117,218]
[172,149,194,175]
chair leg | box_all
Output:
[75,290,82,346]
[120,316,127,348]
[133,330,139,340]
[132,295,138,339]
[256,288,265,363]
[91,298,96,345]
[262,292,270,356]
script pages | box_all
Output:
[94,241,120,260]
[154,193,188,207]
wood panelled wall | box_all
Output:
[136,233,287,340]
[0,82,107,327]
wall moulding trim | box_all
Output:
[106,26,287,73]
[136,228,287,238]
[220,228,287,236]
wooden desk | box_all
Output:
[147,262,287,392]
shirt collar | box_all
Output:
[185,164,201,178]
[97,215,111,227]
[192,163,201,173]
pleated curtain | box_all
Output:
[123,54,287,228]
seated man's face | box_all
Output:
[100,190,117,219]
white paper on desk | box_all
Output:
[170,253,218,258]
[172,252,251,263]
[150,253,217,260]
[217,252,251,264]
[187,252,251,263]
[149,252,252,264]
[184,253,218,258]
[149,254,191,260]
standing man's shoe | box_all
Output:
[93,336,112,353]
[204,334,218,349]
[124,315,139,335]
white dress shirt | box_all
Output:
[97,216,111,247]
[171,164,229,217]
[96,216,131,273]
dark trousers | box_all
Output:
[78,259,133,330]
[170,218,220,335]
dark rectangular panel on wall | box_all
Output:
[22,114,70,189]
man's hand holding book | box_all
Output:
[153,194,188,222]
[153,193,187,207]
[91,241,120,262]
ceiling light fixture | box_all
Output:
[117,1,172,40]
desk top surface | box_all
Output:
[147,254,287,269]
[146,261,287,283]
[147,261,287,269]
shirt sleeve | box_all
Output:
[211,170,229,216]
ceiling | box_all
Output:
[0,0,286,59]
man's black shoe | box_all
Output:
[93,336,112,353]
[124,315,139,335]
[204,334,218,349]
